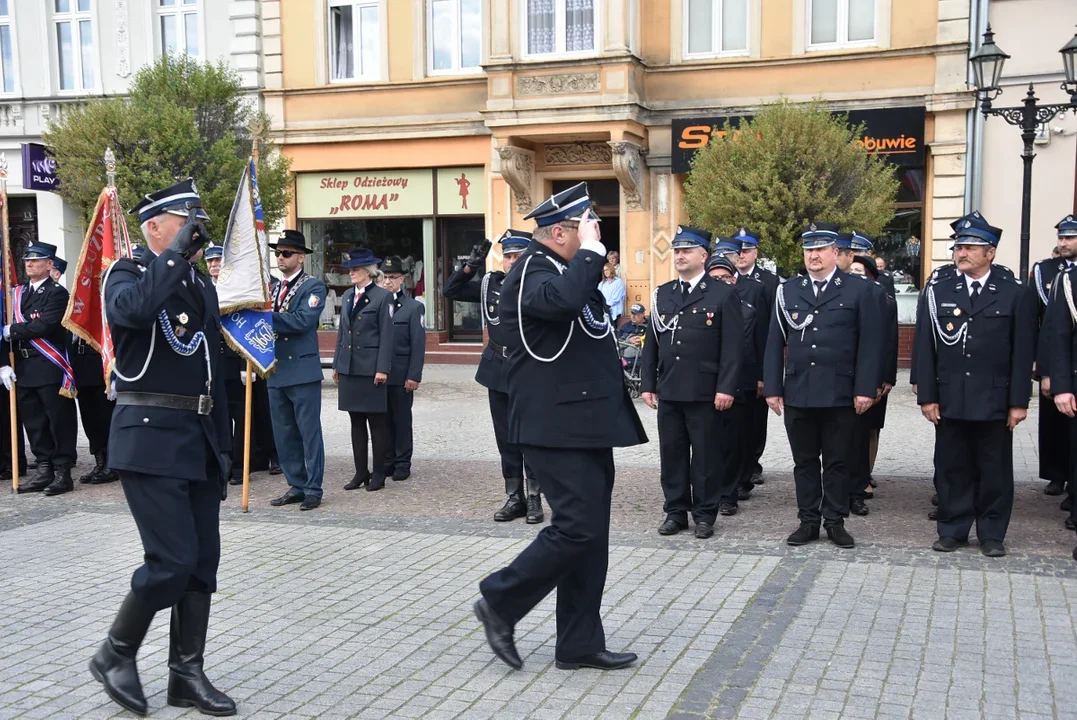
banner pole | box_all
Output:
[0,154,17,493]
[241,360,253,513]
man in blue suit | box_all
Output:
[267,230,328,511]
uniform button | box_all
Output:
[676,341,681,345]
[675,356,680,361]
[585,257,592,263]
[811,362,816,366]
[812,327,818,332]
[811,345,817,349]
[167,260,175,267]
[289,356,293,360]
[143,418,149,423]
[966,372,971,376]
[581,391,587,396]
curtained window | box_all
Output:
[685,0,749,57]
[809,0,876,48]
[525,0,595,56]
[329,0,380,81]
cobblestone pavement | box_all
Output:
[1,366,1075,719]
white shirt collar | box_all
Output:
[29,277,48,291]
[740,263,757,277]
[283,269,303,283]
[965,269,991,295]
[679,271,706,293]
[807,267,837,286]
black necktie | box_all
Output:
[970,280,982,308]
[680,281,689,301]
[814,280,826,297]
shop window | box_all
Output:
[440,217,485,341]
[685,0,749,58]
[157,0,201,59]
[872,168,923,321]
[53,0,95,92]
[329,0,380,82]
[808,0,875,49]
[0,1,16,94]
[428,0,481,74]
[523,0,597,57]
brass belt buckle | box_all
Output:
[197,395,213,416]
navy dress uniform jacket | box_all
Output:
[1029,257,1072,378]
[733,278,769,401]
[914,270,1036,421]
[104,250,232,481]
[764,269,883,407]
[740,266,779,330]
[501,243,647,450]
[443,268,511,393]
[387,294,425,386]
[1044,266,1077,395]
[9,280,71,388]
[640,277,743,402]
[69,334,105,388]
[334,283,393,377]
[270,272,327,388]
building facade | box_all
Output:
[268,0,975,354]
[0,0,266,278]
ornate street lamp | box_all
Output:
[969,25,1077,281]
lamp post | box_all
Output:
[969,25,1077,281]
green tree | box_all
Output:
[43,54,291,242]
[682,99,899,274]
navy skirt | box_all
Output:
[337,374,387,414]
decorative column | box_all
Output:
[608,140,646,211]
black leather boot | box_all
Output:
[167,592,237,716]
[43,464,74,496]
[494,477,526,522]
[89,591,156,716]
[17,461,54,494]
[90,451,119,484]
[525,477,544,524]
[78,452,102,483]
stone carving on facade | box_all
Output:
[608,141,647,211]
[544,143,612,167]
[517,73,600,96]
[497,146,535,213]
[651,230,671,261]
[115,0,131,77]
[655,173,669,216]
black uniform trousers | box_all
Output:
[75,386,114,455]
[225,379,244,475]
[488,389,533,481]
[385,385,415,473]
[849,419,872,502]
[18,384,77,467]
[934,418,1014,543]
[119,463,221,612]
[749,396,768,476]
[0,386,26,474]
[349,412,389,477]
[225,379,277,472]
[718,402,749,506]
[658,400,722,524]
[1066,416,1077,527]
[784,405,856,526]
[480,445,613,660]
[1038,391,1070,484]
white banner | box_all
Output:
[218,158,272,312]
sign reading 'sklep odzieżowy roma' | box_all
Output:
[296,170,435,218]
[671,107,926,175]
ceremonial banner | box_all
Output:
[219,157,275,377]
[62,186,128,391]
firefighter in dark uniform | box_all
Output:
[380,256,426,481]
[706,247,768,514]
[6,242,79,496]
[915,219,1036,557]
[731,228,780,487]
[764,222,883,549]
[1029,215,1077,500]
[88,179,235,717]
[474,183,647,672]
[443,230,544,523]
[1042,259,1077,558]
[640,227,743,539]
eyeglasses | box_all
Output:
[274,250,298,258]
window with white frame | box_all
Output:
[0,1,16,93]
[808,0,876,48]
[429,0,481,74]
[158,0,201,58]
[524,0,597,56]
[685,0,749,57]
[54,0,95,91]
[329,0,380,81]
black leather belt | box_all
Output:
[488,341,507,357]
[17,344,38,359]
[116,392,214,416]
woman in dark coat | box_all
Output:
[333,248,394,491]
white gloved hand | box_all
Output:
[240,371,248,385]
[0,366,16,391]
[2,325,9,340]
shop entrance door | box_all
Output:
[440,216,485,342]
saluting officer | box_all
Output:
[706,247,768,514]
[475,183,647,673]
[641,227,743,539]
[89,179,235,717]
[1042,257,1077,559]
[443,230,543,523]
[731,228,779,487]
[1029,215,1077,500]
[914,219,1036,558]
[6,242,79,496]
[764,223,883,549]
[380,256,425,481]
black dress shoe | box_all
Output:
[269,490,304,507]
[555,650,638,671]
[786,523,820,546]
[737,486,753,501]
[525,495,544,524]
[228,476,242,486]
[928,508,938,521]
[931,493,939,506]
[694,523,714,539]
[1072,545,1077,562]
[850,499,869,516]
[826,525,855,548]
[1062,496,1072,512]
[43,465,74,496]
[750,471,764,485]
[980,540,1006,558]
[299,496,321,511]
[868,475,878,489]
[658,517,687,536]
[343,473,370,491]
[268,459,283,476]
[1046,479,1066,496]
[718,503,737,516]
[474,599,522,670]
[366,474,386,491]
[392,470,410,481]
[932,536,967,552]
[494,494,526,522]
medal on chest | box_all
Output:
[706,312,713,326]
